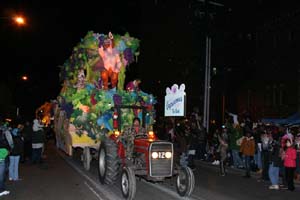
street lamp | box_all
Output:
[14,16,26,26]
[21,75,28,81]
[0,15,26,26]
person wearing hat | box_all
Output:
[240,131,255,178]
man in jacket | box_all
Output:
[240,131,255,178]
[31,118,45,164]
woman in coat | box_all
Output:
[282,139,297,191]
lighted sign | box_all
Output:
[164,84,186,117]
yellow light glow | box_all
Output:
[148,131,154,136]
[14,16,25,25]
[21,75,28,81]
[151,152,158,159]
[165,152,172,159]
[114,130,120,137]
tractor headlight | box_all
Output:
[165,152,172,159]
[151,152,158,159]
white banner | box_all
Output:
[164,84,186,117]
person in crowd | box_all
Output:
[174,122,188,158]
[187,118,205,161]
[240,131,255,178]
[295,133,300,181]
[196,125,207,161]
[282,139,297,191]
[186,121,199,168]
[211,129,220,165]
[228,123,244,169]
[21,121,33,163]
[268,134,281,190]
[260,131,271,181]
[190,108,207,161]
[254,129,263,174]
[122,117,146,160]
[281,128,294,148]
[4,126,14,153]
[32,118,45,164]
[218,126,229,176]
[166,118,176,143]
[8,127,23,181]
[0,125,10,197]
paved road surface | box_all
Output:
[3,140,300,200]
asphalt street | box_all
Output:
[2,140,300,200]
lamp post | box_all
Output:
[196,0,225,133]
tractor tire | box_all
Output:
[121,166,136,200]
[98,138,120,185]
[176,166,195,197]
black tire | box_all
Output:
[98,138,120,185]
[83,147,91,171]
[72,147,82,161]
[121,167,136,200]
[176,166,195,197]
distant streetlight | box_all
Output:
[14,16,26,26]
[0,15,27,26]
[21,75,28,81]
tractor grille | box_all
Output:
[149,142,173,177]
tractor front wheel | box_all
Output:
[121,166,136,200]
[176,166,195,197]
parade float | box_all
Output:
[51,31,195,200]
[53,31,157,170]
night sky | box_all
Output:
[1,0,299,120]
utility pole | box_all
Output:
[199,0,224,133]
[203,36,211,132]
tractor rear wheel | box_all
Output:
[98,138,120,185]
[121,166,136,200]
[176,166,195,197]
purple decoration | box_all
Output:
[98,35,105,48]
[113,94,122,105]
[124,48,134,64]
[94,77,103,90]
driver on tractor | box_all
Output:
[122,117,146,160]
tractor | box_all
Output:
[98,105,195,200]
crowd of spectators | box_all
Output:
[155,110,300,191]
